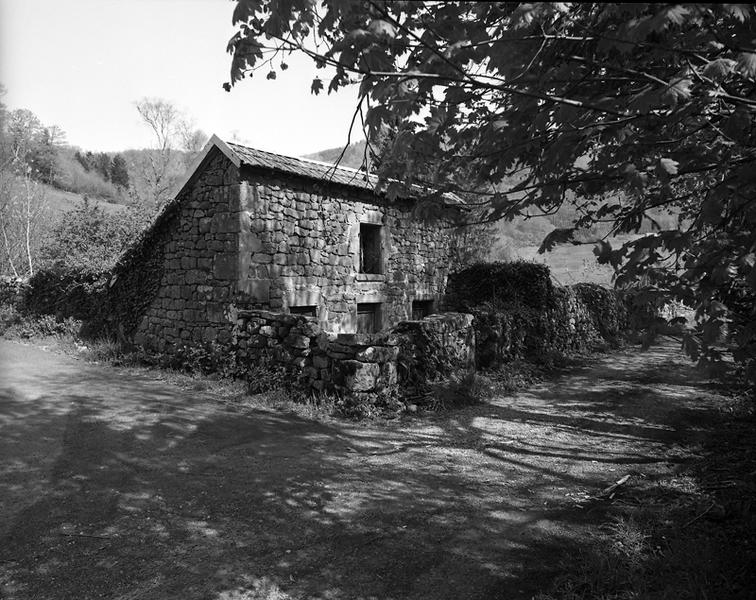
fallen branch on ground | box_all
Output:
[598,474,632,499]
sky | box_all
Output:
[0,0,363,156]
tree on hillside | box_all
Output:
[226,2,756,384]
[110,153,130,188]
[133,97,181,208]
[4,109,59,185]
[176,118,208,168]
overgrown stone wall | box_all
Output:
[237,168,462,333]
[474,283,632,368]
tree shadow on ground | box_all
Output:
[0,341,731,599]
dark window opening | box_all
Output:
[290,305,317,317]
[359,223,382,274]
[357,302,381,333]
[412,300,435,320]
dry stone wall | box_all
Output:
[233,309,402,397]
[394,313,476,388]
[236,167,462,334]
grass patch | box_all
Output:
[536,395,756,600]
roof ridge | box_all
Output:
[225,140,374,181]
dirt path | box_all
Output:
[0,340,724,600]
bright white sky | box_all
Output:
[0,0,363,156]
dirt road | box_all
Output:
[0,339,722,600]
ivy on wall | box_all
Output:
[447,262,638,368]
[19,201,179,342]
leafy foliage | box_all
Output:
[446,261,555,312]
[0,303,81,340]
[41,199,148,272]
[226,2,756,386]
[74,150,130,188]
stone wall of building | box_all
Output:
[235,168,462,334]
[131,148,242,352]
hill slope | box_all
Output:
[304,140,369,170]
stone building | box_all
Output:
[127,135,465,352]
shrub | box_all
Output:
[41,199,147,272]
[473,302,547,367]
[446,260,555,312]
[246,358,290,394]
[335,390,405,418]
[24,267,110,324]
[0,304,81,339]
[573,283,628,342]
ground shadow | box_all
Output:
[0,340,731,599]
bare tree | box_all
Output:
[0,165,47,277]
[134,97,179,207]
[0,95,49,277]
[133,98,207,208]
[176,117,207,167]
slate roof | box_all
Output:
[173,135,463,205]
[222,139,463,205]
[226,141,379,193]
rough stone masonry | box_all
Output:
[130,136,466,354]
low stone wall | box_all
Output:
[394,313,475,387]
[230,310,478,401]
[233,309,400,397]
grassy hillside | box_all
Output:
[43,184,126,218]
[512,240,623,286]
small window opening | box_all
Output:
[290,305,317,317]
[357,302,381,333]
[359,223,382,274]
[412,300,435,320]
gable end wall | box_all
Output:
[133,148,241,351]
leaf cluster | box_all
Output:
[446,260,554,312]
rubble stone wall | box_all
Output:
[236,167,462,334]
[131,148,242,352]
[394,313,476,388]
[233,309,400,397]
